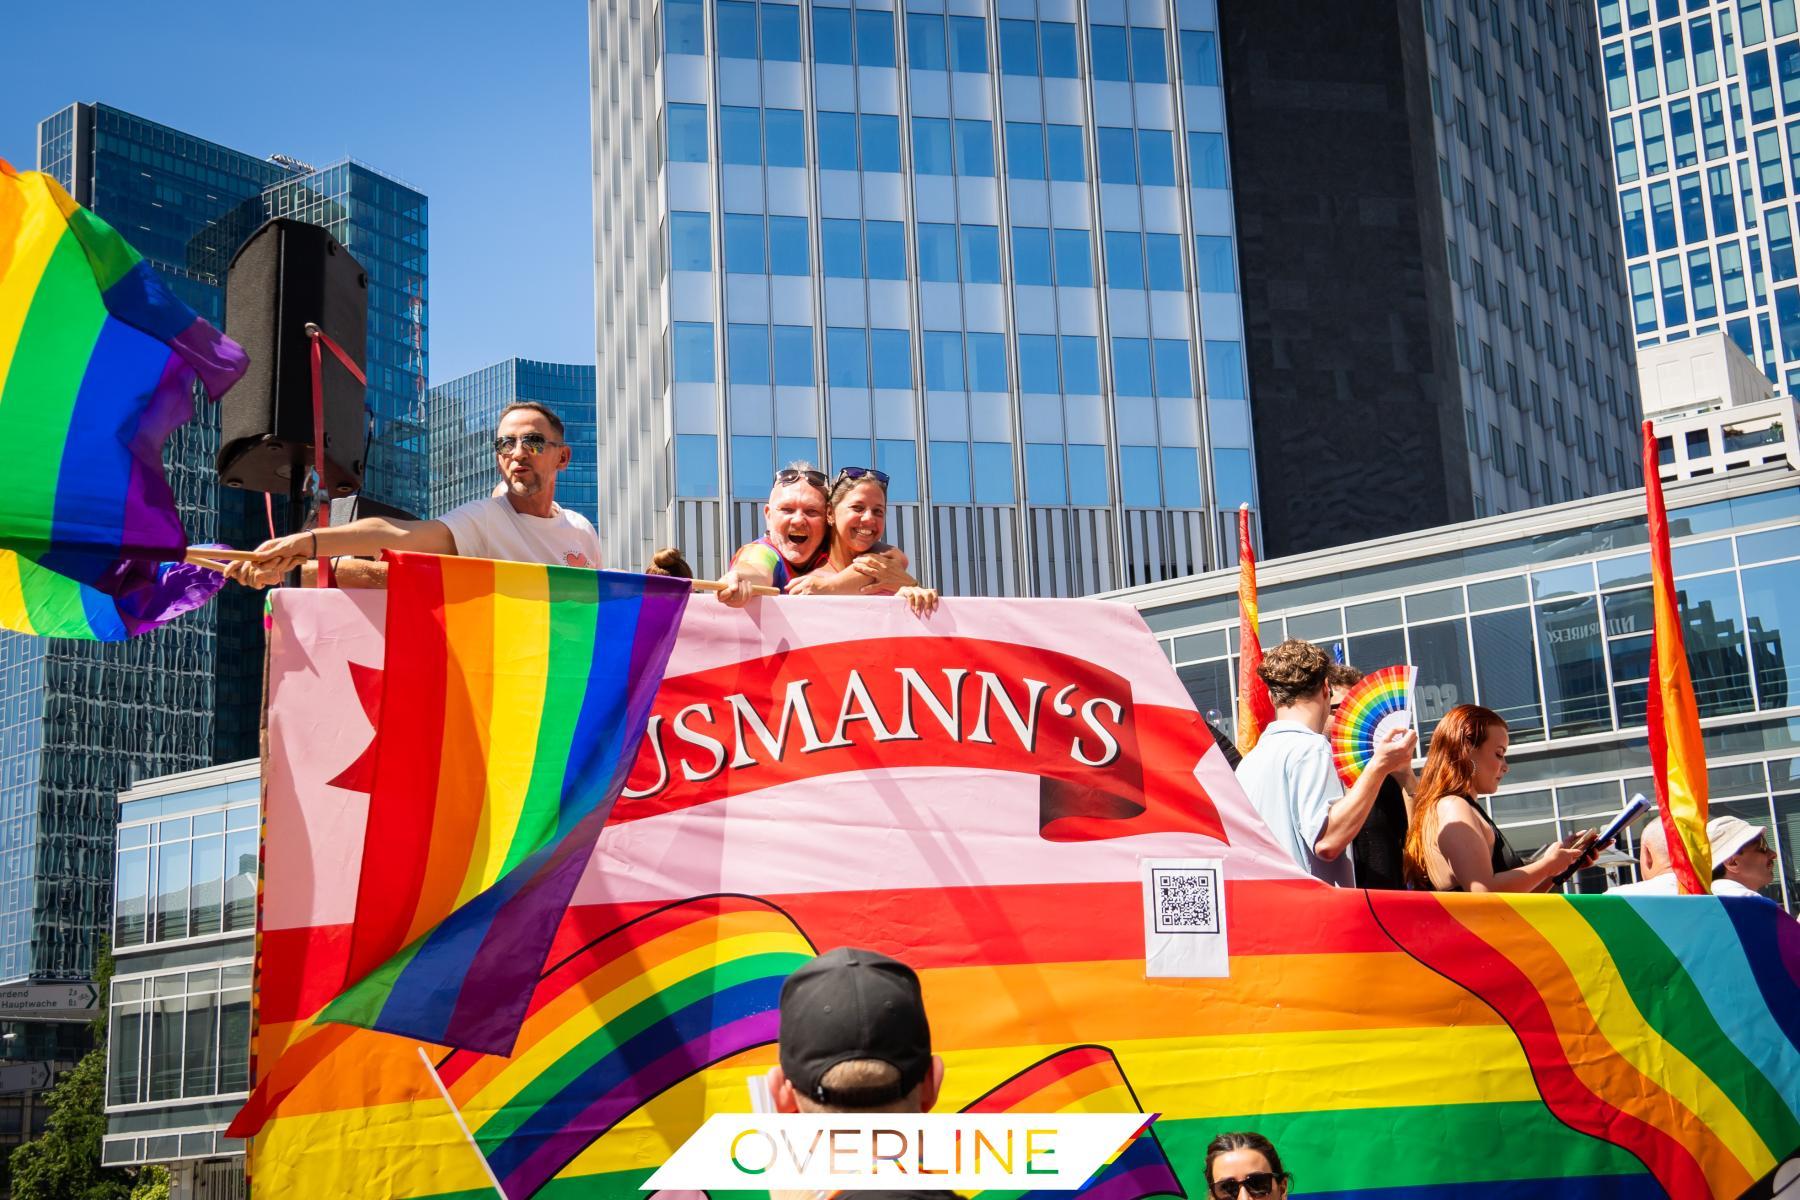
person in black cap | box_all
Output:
[770,946,943,1114]
[767,947,955,1200]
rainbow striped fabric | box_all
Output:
[435,894,812,1199]
[0,159,244,639]
[1370,889,1800,1197]
[963,1046,1179,1200]
[1641,419,1713,892]
[1327,664,1415,787]
[243,593,1800,1199]
[1235,505,1273,754]
[320,552,690,1053]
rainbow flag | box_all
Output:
[963,1046,1181,1200]
[1371,889,1800,1197]
[1641,420,1711,892]
[0,159,244,639]
[320,552,690,1053]
[1235,505,1273,754]
[433,895,813,1200]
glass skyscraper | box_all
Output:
[1424,0,1645,512]
[429,359,600,526]
[593,0,1254,593]
[0,103,425,986]
[1598,0,1800,396]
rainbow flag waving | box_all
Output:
[1641,419,1712,892]
[321,552,690,1053]
[1235,505,1273,754]
[1371,889,1800,1197]
[963,1046,1182,1200]
[0,159,244,639]
[434,895,813,1199]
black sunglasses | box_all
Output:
[1211,1174,1278,1200]
[834,466,890,485]
[494,433,565,455]
[775,467,828,489]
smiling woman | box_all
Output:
[782,468,938,614]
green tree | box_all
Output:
[7,1050,130,1200]
[125,1166,166,1200]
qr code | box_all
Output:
[1151,867,1219,934]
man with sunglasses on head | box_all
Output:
[226,402,599,587]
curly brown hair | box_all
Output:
[1256,639,1332,708]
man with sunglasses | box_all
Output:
[227,402,600,586]
[714,464,834,606]
[1707,814,1781,899]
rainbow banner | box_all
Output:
[434,895,813,1199]
[0,159,243,639]
[962,1046,1180,1200]
[320,553,690,1054]
[1235,505,1273,754]
[1641,420,1712,893]
[242,591,1800,1199]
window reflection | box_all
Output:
[1472,608,1545,742]
[1744,558,1800,707]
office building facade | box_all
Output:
[1106,445,1800,909]
[1217,0,1644,557]
[429,359,600,526]
[0,103,424,992]
[1599,0,1800,398]
[102,762,253,1193]
[593,0,1257,593]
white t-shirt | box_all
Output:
[1235,720,1353,887]
[1605,872,1680,895]
[437,496,601,568]
[1711,878,1771,900]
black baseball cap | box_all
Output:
[778,947,932,1108]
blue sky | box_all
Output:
[0,0,595,385]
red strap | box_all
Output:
[263,492,276,541]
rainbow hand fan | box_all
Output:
[1329,664,1417,787]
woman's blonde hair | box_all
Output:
[1402,704,1508,888]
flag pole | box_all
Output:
[418,1046,509,1199]
[1640,420,1711,893]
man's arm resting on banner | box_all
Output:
[226,517,455,588]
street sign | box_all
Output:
[0,1062,54,1094]
[0,982,98,1022]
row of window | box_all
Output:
[1611,90,1733,185]
[667,0,1224,89]
[678,431,1253,510]
[665,101,1230,188]
[670,212,1236,294]
[672,320,1242,398]
[108,966,251,1107]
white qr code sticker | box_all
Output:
[1140,858,1228,978]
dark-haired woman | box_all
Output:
[1402,704,1594,892]
[784,467,938,613]
[1205,1132,1289,1200]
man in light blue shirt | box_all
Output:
[1235,639,1415,886]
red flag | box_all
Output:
[1237,505,1275,754]
[1641,421,1711,893]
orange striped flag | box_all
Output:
[1236,504,1274,754]
[1641,420,1710,893]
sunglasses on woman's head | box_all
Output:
[1211,1174,1278,1200]
[835,466,890,485]
[774,467,828,489]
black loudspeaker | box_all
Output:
[303,494,420,529]
[218,218,369,496]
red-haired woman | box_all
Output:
[1402,704,1596,892]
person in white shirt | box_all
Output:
[1708,815,1780,899]
[227,402,600,586]
[1234,639,1415,886]
[1605,818,1680,895]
